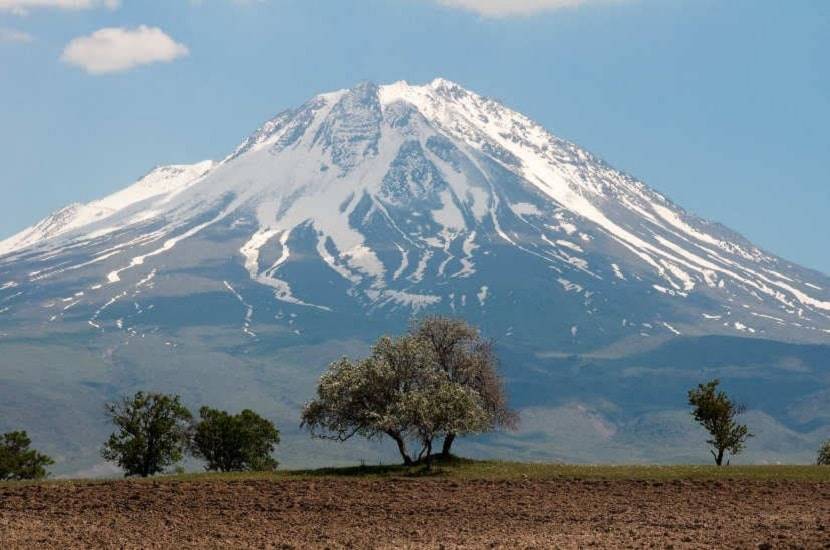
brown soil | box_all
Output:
[1,478,828,549]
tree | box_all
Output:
[688,379,752,466]
[301,336,428,465]
[411,316,518,457]
[301,332,493,465]
[192,407,280,472]
[0,431,54,481]
[396,372,490,464]
[817,440,830,466]
[101,391,193,477]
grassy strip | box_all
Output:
[161,457,830,483]
[5,458,830,486]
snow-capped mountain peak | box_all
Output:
[3,78,828,476]
[0,79,828,344]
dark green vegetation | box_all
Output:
[192,407,280,472]
[301,317,516,465]
[101,392,193,478]
[818,440,830,466]
[0,431,53,481]
[100,392,281,477]
[688,379,752,466]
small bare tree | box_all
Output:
[688,379,752,466]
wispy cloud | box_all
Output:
[433,0,620,17]
[0,0,119,15]
[0,28,34,43]
[61,26,189,75]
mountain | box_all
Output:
[1,79,828,474]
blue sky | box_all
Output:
[1,0,828,273]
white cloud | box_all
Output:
[0,0,119,15]
[434,0,618,17]
[61,26,189,75]
[0,28,34,43]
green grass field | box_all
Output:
[4,457,830,486]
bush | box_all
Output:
[101,391,192,477]
[0,431,54,481]
[192,407,280,472]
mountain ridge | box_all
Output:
[0,78,828,474]
[1,77,827,342]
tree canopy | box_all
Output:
[301,317,516,464]
[817,440,830,466]
[412,316,518,456]
[101,391,193,477]
[192,407,280,472]
[0,431,54,481]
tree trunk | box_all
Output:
[424,439,434,470]
[141,446,152,477]
[441,433,456,458]
[416,437,431,463]
[712,448,724,466]
[387,431,413,466]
